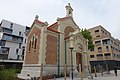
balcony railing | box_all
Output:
[104,56,111,60]
[98,50,102,53]
[95,43,101,46]
[97,56,103,60]
[0,50,9,54]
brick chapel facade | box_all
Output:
[19,3,89,79]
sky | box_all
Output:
[0,0,120,39]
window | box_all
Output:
[104,53,111,57]
[90,48,94,52]
[98,47,102,53]
[34,38,37,49]
[106,46,109,52]
[29,41,31,51]
[97,54,103,57]
[19,43,21,48]
[0,40,6,46]
[95,30,99,33]
[10,23,13,28]
[96,35,100,37]
[106,46,109,49]
[1,47,9,54]
[90,55,94,58]
[95,40,101,46]
[17,55,19,60]
[16,49,19,55]
[32,36,34,47]
[2,27,12,33]
[98,47,102,50]
[19,31,21,36]
[102,39,110,45]
[24,38,26,43]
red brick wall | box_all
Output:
[24,27,41,64]
[45,35,58,65]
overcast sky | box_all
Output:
[0,0,120,39]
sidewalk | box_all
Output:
[49,70,120,80]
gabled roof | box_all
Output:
[34,19,44,24]
[47,22,59,34]
[26,19,44,36]
[47,22,58,29]
[47,28,59,33]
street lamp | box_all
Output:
[69,33,74,80]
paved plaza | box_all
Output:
[49,70,120,80]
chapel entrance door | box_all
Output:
[76,53,82,71]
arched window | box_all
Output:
[32,36,34,47]
[29,41,31,51]
[34,38,37,49]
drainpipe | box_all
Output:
[58,33,60,77]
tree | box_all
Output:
[80,28,94,50]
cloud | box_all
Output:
[0,0,120,39]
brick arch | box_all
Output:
[64,26,75,39]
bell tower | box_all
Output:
[65,3,73,17]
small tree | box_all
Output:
[81,28,94,50]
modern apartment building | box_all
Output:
[0,19,30,61]
[88,25,120,69]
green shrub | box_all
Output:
[0,68,20,80]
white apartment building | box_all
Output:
[0,19,30,61]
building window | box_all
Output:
[106,46,109,52]
[19,43,21,48]
[10,23,13,28]
[24,38,26,43]
[29,41,31,51]
[104,53,111,59]
[97,54,103,57]
[0,40,6,46]
[96,35,100,37]
[98,47,102,53]
[32,36,34,47]
[16,49,19,55]
[34,38,37,49]
[90,55,94,58]
[106,46,109,49]
[1,47,9,54]
[90,48,94,52]
[95,30,99,33]
[102,39,110,45]
[95,40,101,46]
[97,54,103,60]
[17,55,19,60]
[19,31,21,36]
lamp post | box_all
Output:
[69,33,74,80]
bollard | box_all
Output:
[40,64,43,80]
[64,64,66,80]
[79,64,82,80]
[94,66,97,77]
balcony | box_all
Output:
[2,33,23,43]
[0,50,9,54]
[104,53,111,60]
[0,27,13,34]
[95,43,101,46]
[97,56,103,60]
[0,54,8,59]
[98,50,102,53]
[97,54,103,60]
[106,49,110,52]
